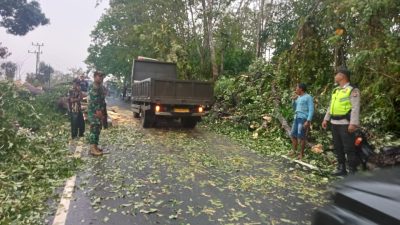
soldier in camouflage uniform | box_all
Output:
[88,71,106,156]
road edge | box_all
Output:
[51,142,83,225]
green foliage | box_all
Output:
[212,71,276,130]
[0,81,78,224]
[0,61,17,80]
[0,0,49,35]
[37,62,54,85]
[208,45,399,167]
[90,0,399,133]
[0,43,10,59]
[87,0,261,81]
[323,0,400,131]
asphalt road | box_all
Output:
[60,98,329,225]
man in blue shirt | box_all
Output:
[290,83,314,160]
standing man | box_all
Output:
[322,67,360,176]
[291,83,314,160]
[68,79,85,139]
[87,71,106,156]
[79,74,89,93]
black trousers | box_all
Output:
[331,124,358,168]
[70,111,85,138]
[102,109,108,129]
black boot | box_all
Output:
[332,163,347,176]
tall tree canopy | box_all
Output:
[86,0,259,81]
[0,0,49,35]
[88,0,400,131]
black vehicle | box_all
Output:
[312,167,400,225]
[131,58,214,128]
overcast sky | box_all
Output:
[0,0,109,80]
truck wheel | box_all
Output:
[141,110,153,128]
[133,112,140,118]
[181,117,197,129]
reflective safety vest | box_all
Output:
[330,86,353,116]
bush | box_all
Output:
[0,81,78,224]
[206,59,400,170]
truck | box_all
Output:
[131,58,214,128]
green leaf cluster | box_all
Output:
[0,0,49,35]
[0,81,78,224]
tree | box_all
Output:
[0,42,11,59]
[50,70,74,85]
[25,72,35,83]
[201,0,218,80]
[1,61,17,81]
[0,0,49,35]
[37,62,54,85]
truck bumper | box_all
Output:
[155,112,205,117]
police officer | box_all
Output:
[322,67,360,175]
[88,71,106,156]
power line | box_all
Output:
[28,42,44,78]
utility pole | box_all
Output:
[28,43,44,78]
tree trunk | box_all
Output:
[201,0,210,51]
[237,0,245,15]
[220,50,224,75]
[209,30,218,80]
[204,0,218,80]
[188,1,204,69]
[334,28,347,68]
[334,43,347,68]
[261,0,274,58]
[256,0,265,58]
[200,0,211,77]
[271,82,291,136]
